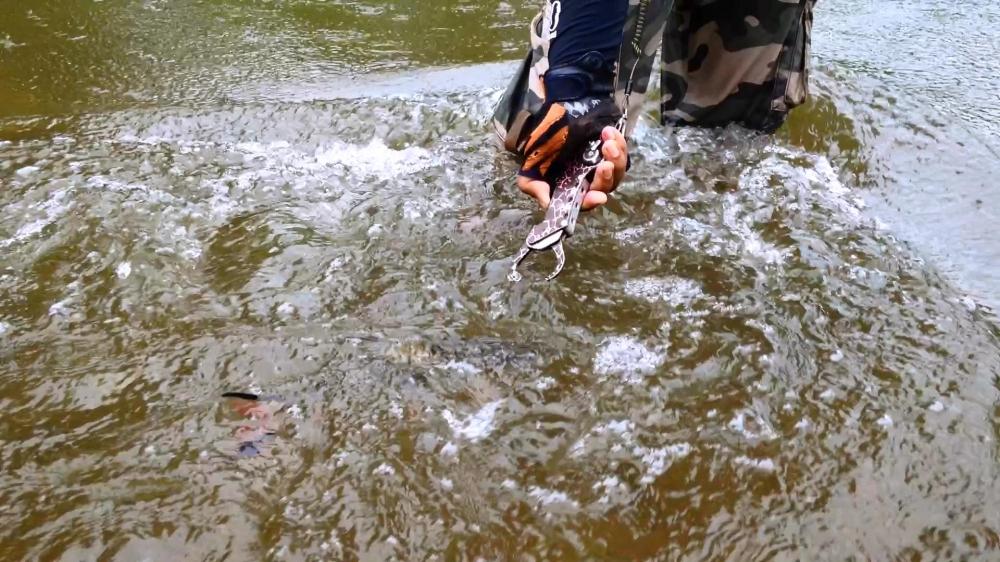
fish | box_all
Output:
[221,392,285,457]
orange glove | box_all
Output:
[518,97,623,186]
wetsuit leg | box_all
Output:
[660,0,815,132]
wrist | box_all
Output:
[544,51,616,103]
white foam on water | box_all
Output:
[730,149,870,266]
[527,486,578,508]
[84,176,206,260]
[283,503,305,521]
[593,337,665,384]
[48,298,73,317]
[0,322,10,336]
[634,443,692,484]
[373,463,395,476]
[225,137,435,182]
[802,157,864,222]
[0,188,72,249]
[928,400,945,413]
[727,410,778,441]
[819,388,836,401]
[402,200,424,220]
[316,138,433,179]
[670,217,723,257]
[117,133,216,152]
[443,360,481,376]
[760,149,865,225]
[486,289,508,320]
[807,155,850,195]
[593,475,622,491]
[115,262,132,280]
[592,419,635,441]
[0,35,24,50]
[15,165,39,177]
[441,399,503,442]
[830,349,845,362]
[570,419,638,460]
[320,536,343,554]
[106,136,437,245]
[388,401,404,419]
[199,178,240,220]
[734,456,777,472]
[401,195,457,222]
[331,451,352,469]
[876,414,894,428]
[534,377,556,391]
[721,194,789,265]
[614,225,647,242]
[671,216,716,243]
[624,277,704,307]
[592,475,628,504]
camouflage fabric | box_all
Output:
[491,6,557,154]
[493,0,815,152]
[661,0,815,132]
[613,0,673,138]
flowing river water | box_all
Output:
[2,1,1000,560]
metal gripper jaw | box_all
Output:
[508,143,601,282]
[508,238,566,282]
[508,204,571,282]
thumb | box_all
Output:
[516,177,552,210]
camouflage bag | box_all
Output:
[493,0,815,152]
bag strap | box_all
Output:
[614,0,651,136]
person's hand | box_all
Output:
[516,125,628,211]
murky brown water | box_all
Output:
[2,1,1000,560]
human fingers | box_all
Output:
[600,126,628,189]
[581,162,615,211]
[516,176,551,210]
[588,160,617,196]
[580,189,609,212]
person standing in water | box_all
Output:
[494,0,815,210]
